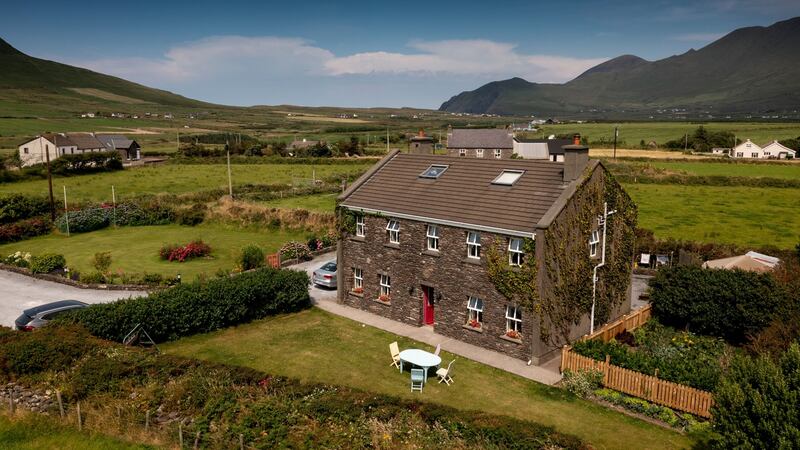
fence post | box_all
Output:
[560,345,567,373]
[603,354,611,385]
[77,401,82,431]
[145,410,150,431]
[56,390,64,419]
[179,423,184,448]
[194,431,201,449]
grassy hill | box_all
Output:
[440,17,800,117]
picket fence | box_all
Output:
[561,304,714,418]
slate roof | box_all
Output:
[338,152,572,236]
[446,128,513,149]
[96,134,137,150]
[65,133,105,150]
[41,133,76,147]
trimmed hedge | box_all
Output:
[0,194,50,225]
[56,200,177,234]
[57,267,310,342]
[649,266,786,345]
[0,216,51,244]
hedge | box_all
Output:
[29,253,66,274]
[649,266,786,345]
[0,216,51,244]
[56,200,177,234]
[57,267,310,342]
[0,194,50,225]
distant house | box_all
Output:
[17,132,139,167]
[732,139,796,159]
[289,138,321,150]
[446,128,514,159]
[702,251,780,273]
[408,129,435,154]
[95,134,141,160]
[513,138,573,161]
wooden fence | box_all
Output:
[266,253,280,268]
[561,304,714,418]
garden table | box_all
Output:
[399,349,441,383]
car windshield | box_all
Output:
[320,262,337,272]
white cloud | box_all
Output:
[670,32,726,42]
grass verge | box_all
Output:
[0,412,153,450]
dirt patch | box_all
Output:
[589,148,717,160]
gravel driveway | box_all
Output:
[0,270,147,328]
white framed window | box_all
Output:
[353,268,363,289]
[492,170,524,186]
[494,149,502,158]
[508,238,524,266]
[380,274,391,297]
[426,224,439,251]
[386,219,400,243]
[764,151,771,156]
[466,231,481,259]
[23,147,29,154]
[746,143,752,148]
[506,306,522,333]
[736,152,743,157]
[476,149,484,158]
[589,230,600,257]
[355,215,365,237]
[459,149,466,157]
[751,152,758,158]
[467,296,484,325]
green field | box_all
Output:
[646,160,800,179]
[0,413,151,450]
[0,163,371,202]
[164,307,691,450]
[625,183,800,248]
[537,122,800,148]
[261,192,337,213]
[0,223,306,280]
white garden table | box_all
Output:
[399,349,442,383]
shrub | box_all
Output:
[649,265,785,345]
[79,271,106,284]
[0,325,99,376]
[56,207,109,233]
[712,343,800,448]
[56,267,311,343]
[239,245,265,271]
[49,151,123,174]
[280,241,312,261]
[593,388,707,432]
[142,272,164,285]
[175,203,206,226]
[561,369,603,398]
[29,253,66,274]
[0,194,50,224]
[3,251,32,268]
[92,252,112,273]
[0,216,52,244]
[159,240,211,262]
[113,200,175,226]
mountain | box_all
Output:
[439,17,800,117]
[0,37,211,111]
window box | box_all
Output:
[505,329,521,339]
[376,294,391,304]
[500,332,523,344]
[462,323,484,333]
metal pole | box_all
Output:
[63,185,70,237]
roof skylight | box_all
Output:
[492,170,524,186]
[419,164,449,179]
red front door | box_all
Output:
[422,286,434,325]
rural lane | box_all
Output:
[0,270,147,328]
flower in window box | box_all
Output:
[378,294,391,303]
[352,286,364,294]
[468,319,482,329]
[505,330,521,340]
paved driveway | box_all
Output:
[289,252,338,303]
[0,270,147,328]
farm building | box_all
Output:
[336,138,637,364]
[17,133,141,167]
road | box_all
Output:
[0,270,147,328]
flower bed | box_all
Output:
[159,240,211,262]
[593,388,709,433]
[377,294,391,303]
[571,320,729,391]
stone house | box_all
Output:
[446,128,514,158]
[336,139,636,364]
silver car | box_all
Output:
[312,261,337,289]
[15,300,88,331]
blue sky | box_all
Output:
[2,0,799,108]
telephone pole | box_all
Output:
[226,141,233,198]
[613,126,618,160]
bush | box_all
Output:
[3,251,32,268]
[49,151,123,174]
[712,343,800,448]
[175,203,206,226]
[159,240,211,262]
[594,388,707,432]
[0,325,99,376]
[239,245,265,271]
[0,194,50,225]
[649,266,785,345]
[92,252,112,273]
[56,207,109,233]
[29,253,66,274]
[0,216,51,244]
[79,271,106,284]
[57,267,311,343]
[561,369,603,398]
[279,241,312,261]
[113,200,175,226]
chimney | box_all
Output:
[562,134,589,182]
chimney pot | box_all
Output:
[573,134,581,145]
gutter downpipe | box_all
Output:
[590,201,616,334]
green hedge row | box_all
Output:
[56,200,177,234]
[57,268,310,342]
[0,194,50,225]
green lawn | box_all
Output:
[261,192,337,213]
[0,223,306,280]
[625,183,800,248]
[0,163,371,203]
[0,413,152,450]
[163,308,692,450]
[647,161,800,179]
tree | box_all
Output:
[712,343,800,448]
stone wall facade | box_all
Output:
[338,215,536,361]
[445,148,514,159]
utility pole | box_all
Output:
[684,133,688,152]
[386,127,389,153]
[44,141,55,221]
[613,126,618,160]
[226,141,233,198]
[590,201,617,334]
[177,132,180,152]
[63,185,70,237]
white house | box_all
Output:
[18,132,139,167]
[732,139,796,159]
[17,134,76,167]
[761,140,796,159]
